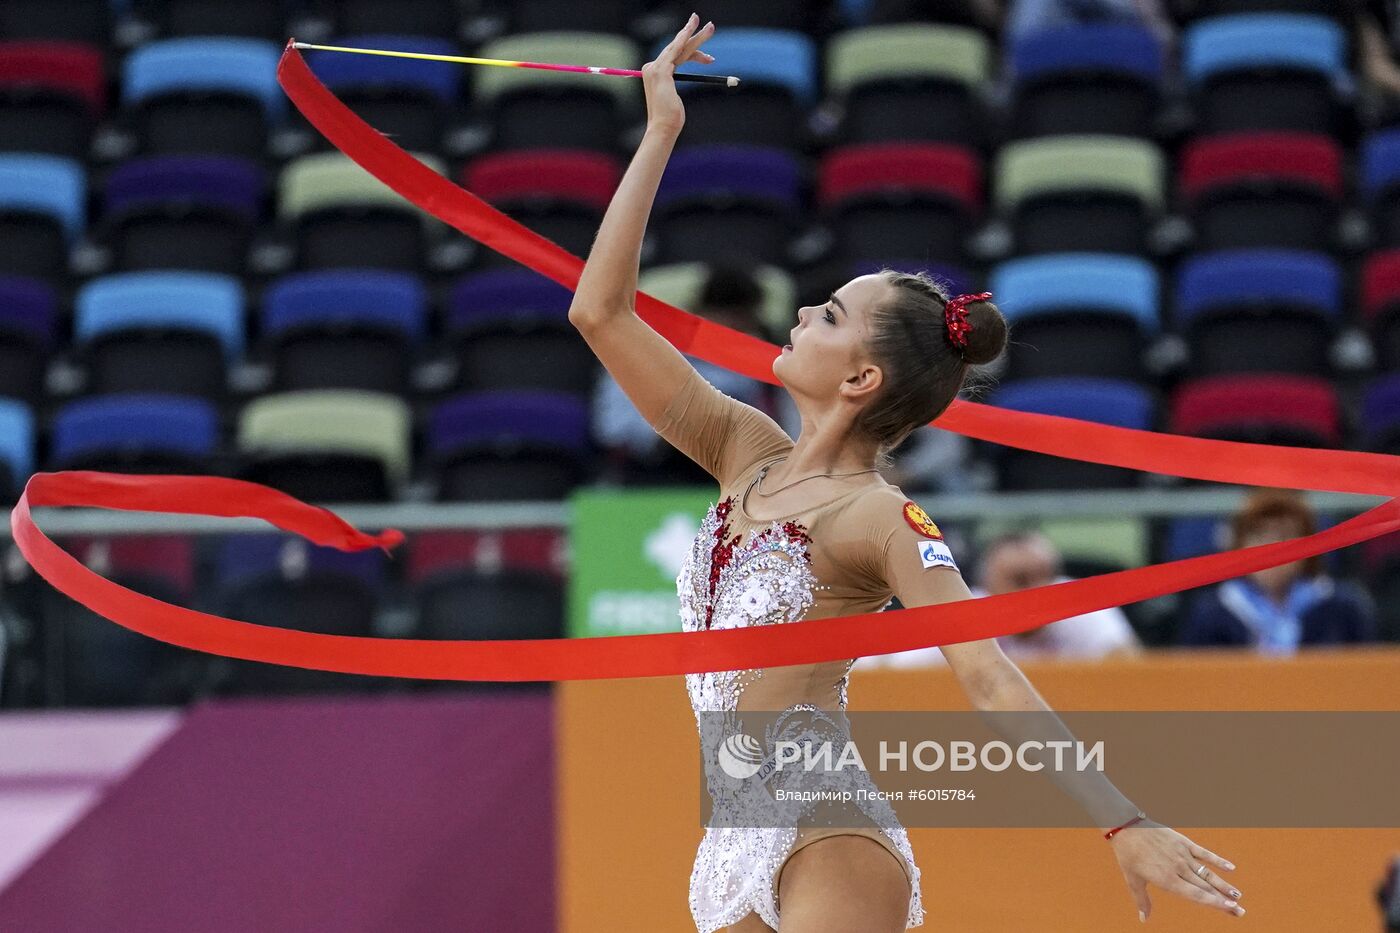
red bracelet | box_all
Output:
[1104,811,1147,841]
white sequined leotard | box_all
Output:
[655,367,964,932]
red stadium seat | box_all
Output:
[1179,133,1342,251]
[816,143,981,265]
[1169,374,1341,448]
[462,149,621,212]
[1361,250,1400,371]
[0,41,105,158]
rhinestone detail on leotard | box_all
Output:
[679,495,926,932]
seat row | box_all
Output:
[2,369,1398,508]
[0,15,1372,162]
[15,128,1400,283]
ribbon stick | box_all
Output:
[8,44,1400,682]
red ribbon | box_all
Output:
[8,44,1400,682]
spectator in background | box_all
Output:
[592,264,774,480]
[856,528,1142,668]
[1178,489,1378,652]
[1006,0,1174,45]
[1356,1,1400,126]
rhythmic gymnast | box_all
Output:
[567,14,1246,931]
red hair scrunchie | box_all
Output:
[944,291,992,352]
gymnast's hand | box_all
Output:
[1110,821,1245,921]
[641,13,716,137]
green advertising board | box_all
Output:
[567,486,715,638]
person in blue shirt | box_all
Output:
[1178,488,1378,652]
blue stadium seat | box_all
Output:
[1175,249,1340,377]
[1182,14,1348,134]
[50,393,220,473]
[428,390,590,501]
[653,29,817,148]
[306,35,459,153]
[0,398,34,499]
[261,269,427,393]
[989,377,1155,491]
[211,533,386,696]
[654,146,801,265]
[1362,129,1400,248]
[101,155,264,274]
[446,269,594,395]
[990,253,1159,382]
[1009,24,1164,138]
[1362,375,1400,453]
[0,153,84,280]
[0,275,57,403]
[122,38,284,157]
[75,271,243,397]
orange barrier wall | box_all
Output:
[558,647,1400,932]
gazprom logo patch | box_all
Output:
[918,539,957,570]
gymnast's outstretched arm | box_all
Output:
[567,14,716,429]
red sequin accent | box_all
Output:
[944,291,992,352]
[701,500,815,630]
[704,497,741,630]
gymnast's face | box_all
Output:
[773,274,891,409]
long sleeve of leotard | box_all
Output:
[652,364,793,488]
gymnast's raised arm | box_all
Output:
[566,14,717,428]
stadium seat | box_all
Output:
[826,24,990,146]
[1361,129,1400,249]
[446,269,596,395]
[1038,516,1149,578]
[1169,374,1341,447]
[816,143,981,266]
[44,535,201,706]
[428,391,590,501]
[75,272,243,397]
[132,0,290,39]
[50,394,221,473]
[653,146,801,265]
[0,275,56,403]
[0,398,34,501]
[1008,24,1164,139]
[0,41,105,158]
[1182,14,1348,135]
[1362,375,1400,454]
[278,151,447,270]
[988,253,1159,382]
[0,0,110,44]
[122,38,284,157]
[408,529,566,646]
[461,149,620,268]
[0,153,84,279]
[994,136,1164,255]
[211,533,386,695]
[238,390,411,501]
[261,269,427,393]
[307,35,460,153]
[1361,250,1400,371]
[639,261,797,341]
[318,0,462,37]
[1179,133,1342,252]
[657,29,817,149]
[100,155,263,274]
[988,378,1156,491]
[1174,249,1341,377]
[472,33,639,152]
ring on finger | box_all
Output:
[1195,864,1210,880]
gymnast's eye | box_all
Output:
[825,307,836,324]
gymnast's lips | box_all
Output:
[782,344,792,352]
